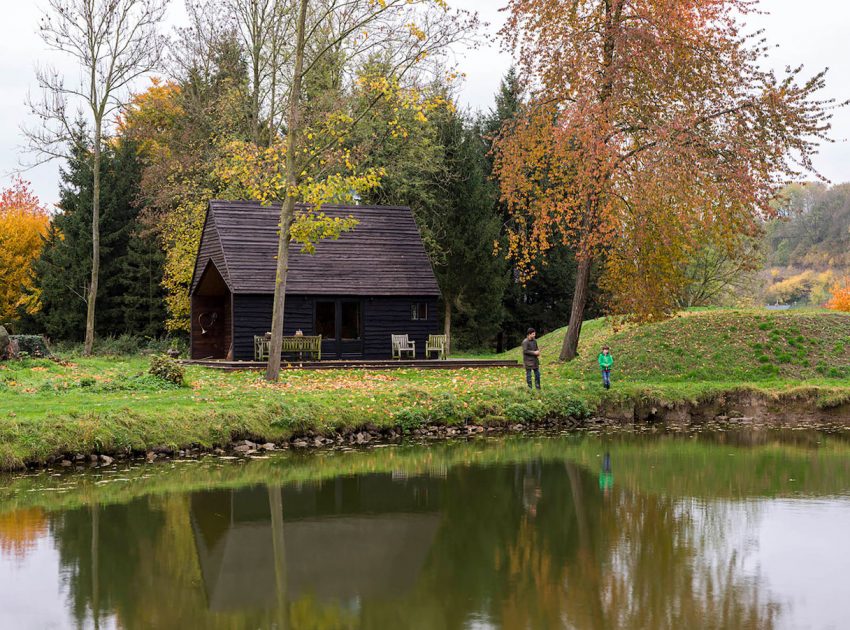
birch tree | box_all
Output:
[24,0,166,354]
[218,0,475,381]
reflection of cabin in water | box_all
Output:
[189,475,442,611]
[189,200,442,361]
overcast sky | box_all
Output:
[2,0,848,208]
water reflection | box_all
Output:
[42,466,775,628]
[191,477,442,610]
[5,432,850,628]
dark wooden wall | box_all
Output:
[363,297,439,359]
[232,295,313,360]
[230,294,439,360]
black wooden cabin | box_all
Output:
[189,200,441,361]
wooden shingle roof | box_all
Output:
[190,200,441,296]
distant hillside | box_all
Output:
[762,183,850,306]
[507,310,850,382]
[767,183,850,270]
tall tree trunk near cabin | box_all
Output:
[443,299,451,356]
[265,0,308,382]
[84,129,102,356]
[559,257,592,362]
[266,207,293,380]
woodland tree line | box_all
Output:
[0,0,843,373]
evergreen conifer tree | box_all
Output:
[33,131,165,341]
[431,109,506,352]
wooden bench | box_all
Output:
[391,334,416,359]
[426,334,447,360]
[255,335,322,361]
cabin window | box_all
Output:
[340,302,362,340]
[315,301,336,339]
[411,303,428,321]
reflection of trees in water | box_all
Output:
[51,494,294,630]
[404,461,780,630]
[602,495,777,629]
[47,461,781,630]
[51,499,164,628]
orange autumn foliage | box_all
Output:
[827,279,850,312]
[495,0,835,357]
[0,178,49,320]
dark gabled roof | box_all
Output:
[190,200,441,296]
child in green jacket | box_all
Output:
[598,345,613,389]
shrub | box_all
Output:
[51,335,189,358]
[149,355,186,386]
[95,335,142,356]
[504,399,545,424]
[10,335,51,358]
[393,407,430,432]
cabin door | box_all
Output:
[315,299,364,359]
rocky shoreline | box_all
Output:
[12,386,850,473]
[31,416,587,472]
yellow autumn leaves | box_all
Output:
[0,178,49,321]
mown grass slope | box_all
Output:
[506,308,850,383]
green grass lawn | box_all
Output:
[3,308,850,469]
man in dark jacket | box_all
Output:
[521,328,541,390]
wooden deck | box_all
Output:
[182,358,521,371]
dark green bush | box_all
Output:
[51,335,189,358]
[149,355,186,386]
[10,335,52,358]
[393,407,430,432]
[504,399,545,424]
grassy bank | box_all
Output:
[3,308,850,469]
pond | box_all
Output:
[2,429,850,629]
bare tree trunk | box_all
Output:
[31,0,166,355]
[266,206,293,380]
[443,299,452,356]
[84,126,102,356]
[555,1,618,365]
[559,257,592,362]
[266,0,308,382]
